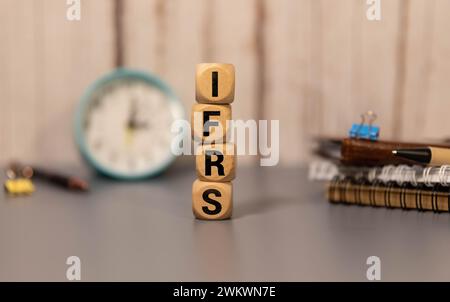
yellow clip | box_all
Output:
[4,178,35,195]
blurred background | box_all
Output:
[0,0,449,167]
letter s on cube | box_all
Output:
[192,179,232,220]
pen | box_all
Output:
[392,147,450,166]
[8,162,89,192]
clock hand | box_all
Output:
[125,99,138,147]
[127,98,138,129]
[127,99,148,130]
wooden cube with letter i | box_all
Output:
[196,63,235,104]
[192,63,236,220]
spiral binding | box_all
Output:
[309,161,450,186]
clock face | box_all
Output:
[80,77,182,178]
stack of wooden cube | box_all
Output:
[191,63,236,220]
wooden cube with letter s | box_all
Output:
[192,63,236,220]
[192,179,233,220]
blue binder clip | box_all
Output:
[349,111,380,141]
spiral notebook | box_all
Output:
[327,178,450,212]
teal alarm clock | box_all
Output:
[74,69,184,179]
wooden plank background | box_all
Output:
[0,0,449,167]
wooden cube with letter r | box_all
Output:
[196,63,235,104]
[192,179,232,220]
[196,143,236,182]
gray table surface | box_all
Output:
[1,162,450,281]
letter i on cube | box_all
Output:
[191,63,236,220]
